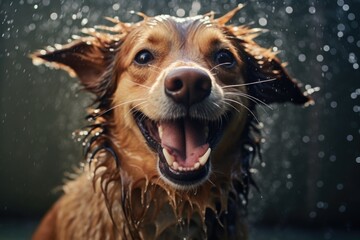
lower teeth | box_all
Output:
[162,147,211,172]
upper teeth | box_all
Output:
[162,147,211,172]
[199,148,211,166]
[162,148,174,165]
[158,125,163,139]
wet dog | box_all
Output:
[32,5,311,240]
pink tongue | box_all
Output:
[160,118,208,167]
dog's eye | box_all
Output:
[134,50,154,65]
[214,50,236,68]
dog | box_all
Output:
[31,5,312,240]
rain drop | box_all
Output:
[112,3,120,11]
[308,6,316,14]
[336,183,344,190]
[316,54,324,62]
[50,12,58,20]
[342,4,350,11]
[330,101,337,108]
[298,54,306,62]
[346,135,353,141]
[329,155,337,162]
[285,6,293,14]
[302,135,310,143]
[339,205,346,213]
[309,211,317,218]
[316,180,324,188]
[176,8,186,17]
[258,17,267,26]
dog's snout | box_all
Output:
[165,67,212,106]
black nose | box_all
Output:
[164,67,212,107]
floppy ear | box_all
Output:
[31,34,120,95]
[237,40,312,105]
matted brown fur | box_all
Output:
[32,5,311,240]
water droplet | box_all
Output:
[317,201,325,209]
[316,180,324,188]
[356,157,360,164]
[347,35,354,43]
[112,3,120,11]
[302,135,310,143]
[274,39,283,47]
[176,9,186,17]
[348,13,355,21]
[258,17,267,26]
[285,6,293,14]
[323,45,330,52]
[336,183,344,190]
[316,54,324,62]
[329,155,337,162]
[309,6,316,14]
[298,54,306,62]
[337,23,346,31]
[321,65,329,72]
[318,134,325,141]
[339,205,346,213]
[330,101,337,108]
[309,211,317,218]
[81,18,88,26]
[346,135,353,141]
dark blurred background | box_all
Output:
[1,0,359,239]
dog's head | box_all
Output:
[32,6,311,191]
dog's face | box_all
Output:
[113,16,247,188]
[32,8,311,191]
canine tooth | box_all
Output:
[194,162,200,169]
[172,161,179,170]
[162,148,174,166]
[199,148,211,165]
[158,125,163,139]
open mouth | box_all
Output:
[133,111,227,188]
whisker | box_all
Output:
[224,98,260,124]
[207,178,216,187]
[221,100,241,114]
[209,62,233,73]
[221,78,277,89]
[212,102,222,109]
[96,98,147,117]
[124,101,148,119]
[225,91,273,110]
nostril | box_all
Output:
[172,79,183,92]
[165,77,184,94]
[195,78,211,93]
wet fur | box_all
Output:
[32,6,311,240]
